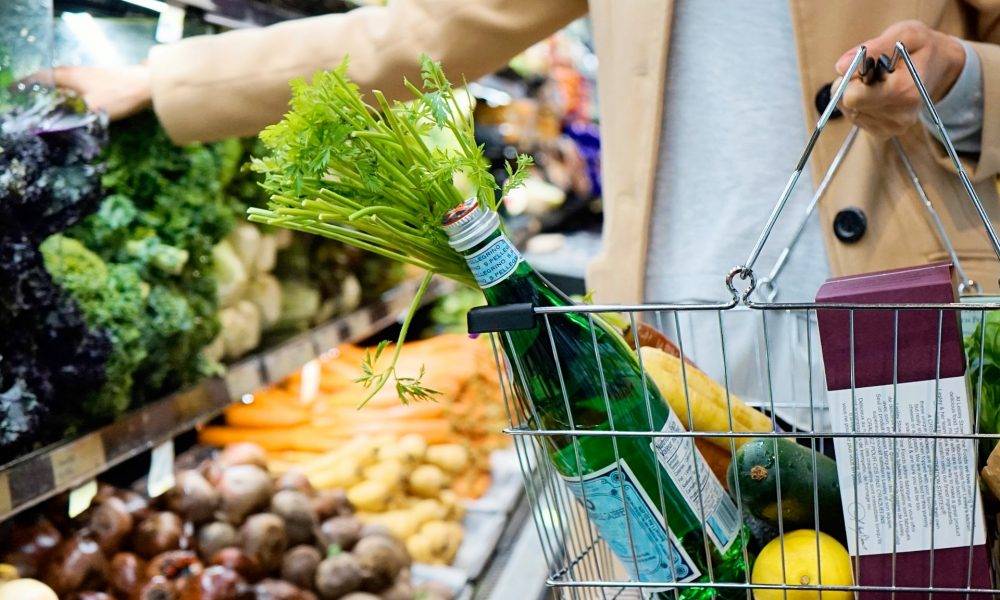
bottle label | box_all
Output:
[465,234,521,288]
[562,460,701,586]
[651,411,741,553]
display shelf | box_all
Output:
[0,276,454,521]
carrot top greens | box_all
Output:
[249,55,531,404]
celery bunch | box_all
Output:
[249,56,531,402]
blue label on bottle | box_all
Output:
[466,234,521,288]
[562,460,701,586]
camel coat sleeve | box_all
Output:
[147,0,588,144]
[931,1,1000,181]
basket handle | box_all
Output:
[731,42,1000,305]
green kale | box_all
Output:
[68,112,238,399]
[40,235,148,421]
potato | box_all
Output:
[362,461,406,492]
[408,465,449,499]
[347,480,391,512]
[358,511,419,541]
[397,434,427,462]
[424,445,469,474]
[410,500,447,525]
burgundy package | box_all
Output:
[816,262,991,599]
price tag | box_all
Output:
[299,359,321,403]
[147,440,176,498]
[264,338,315,382]
[68,479,98,518]
[225,359,264,399]
[0,472,11,516]
[51,435,105,488]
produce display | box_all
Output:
[0,105,403,460]
[0,443,453,600]
[199,334,510,565]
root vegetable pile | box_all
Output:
[0,444,451,600]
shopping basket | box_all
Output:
[467,43,1000,598]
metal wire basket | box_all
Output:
[468,43,1000,599]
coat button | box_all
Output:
[815,82,843,119]
[833,207,867,243]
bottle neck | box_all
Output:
[456,226,573,308]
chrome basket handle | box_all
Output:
[733,42,1000,305]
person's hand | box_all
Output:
[833,20,966,137]
[45,64,153,121]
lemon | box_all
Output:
[751,529,853,600]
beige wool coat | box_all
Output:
[149,0,1000,302]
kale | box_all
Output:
[41,235,148,421]
[0,93,110,454]
[69,112,238,400]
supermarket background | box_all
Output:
[0,1,600,598]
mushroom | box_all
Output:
[352,536,407,592]
[313,553,363,599]
[216,465,272,525]
[209,548,262,583]
[270,490,317,546]
[253,579,315,600]
[275,471,315,496]
[87,497,133,554]
[2,517,62,578]
[41,534,109,596]
[108,552,145,598]
[176,565,252,600]
[133,513,184,560]
[137,575,177,600]
[217,444,268,470]
[166,471,220,524]
[310,490,351,521]
[240,514,288,573]
[196,522,238,561]
[145,550,203,582]
[315,516,362,552]
[280,545,321,590]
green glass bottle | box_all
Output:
[443,200,748,599]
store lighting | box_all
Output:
[120,0,171,12]
[60,12,123,66]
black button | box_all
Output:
[833,207,867,243]
[815,82,843,119]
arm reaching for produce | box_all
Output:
[51,0,587,143]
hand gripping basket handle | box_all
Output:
[730,42,1000,305]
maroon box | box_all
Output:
[815,262,991,599]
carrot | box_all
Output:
[224,402,310,428]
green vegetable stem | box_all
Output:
[249,56,532,403]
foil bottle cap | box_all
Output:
[442,198,500,252]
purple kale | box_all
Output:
[0,92,111,455]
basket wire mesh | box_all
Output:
[471,42,1000,599]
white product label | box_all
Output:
[828,376,986,556]
[651,411,740,553]
[147,440,176,499]
[466,234,521,288]
[562,460,701,586]
[68,479,98,518]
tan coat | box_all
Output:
[150,0,1000,302]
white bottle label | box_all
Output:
[651,410,741,553]
[562,460,701,587]
[466,234,521,288]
